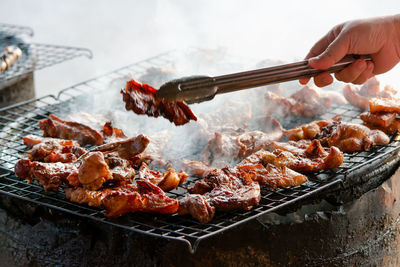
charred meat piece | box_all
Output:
[92,134,150,160]
[316,121,390,153]
[236,163,308,189]
[121,79,197,126]
[138,163,188,191]
[180,167,261,223]
[265,86,331,118]
[23,134,79,149]
[201,120,283,168]
[39,114,103,146]
[178,194,215,223]
[369,97,400,114]
[25,136,86,163]
[65,180,179,218]
[283,116,340,141]
[14,159,76,192]
[101,121,127,143]
[180,159,213,178]
[67,152,113,190]
[240,140,344,172]
[343,77,397,110]
[359,112,396,128]
[104,156,136,182]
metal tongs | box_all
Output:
[156,55,372,104]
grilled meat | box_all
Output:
[121,79,197,126]
[65,180,179,218]
[240,139,343,172]
[343,77,397,110]
[265,85,332,118]
[201,118,283,168]
[14,159,76,192]
[283,116,340,141]
[369,97,400,114]
[92,134,150,160]
[39,114,103,146]
[180,167,261,223]
[180,159,213,178]
[138,162,188,191]
[101,121,127,143]
[236,163,308,188]
[316,121,390,153]
[24,135,86,163]
[360,112,396,128]
[67,152,113,190]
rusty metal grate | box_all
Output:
[0,50,400,252]
[0,23,92,81]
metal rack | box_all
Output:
[0,23,33,38]
[0,50,400,252]
[0,23,92,81]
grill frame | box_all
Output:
[0,23,92,82]
[0,49,400,252]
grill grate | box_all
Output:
[0,23,92,81]
[0,23,34,38]
[0,50,400,252]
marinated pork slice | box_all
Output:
[39,114,103,146]
[138,162,188,191]
[316,121,390,153]
[14,159,76,192]
[202,117,283,168]
[239,140,344,172]
[179,167,261,223]
[359,112,396,128]
[24,136,86,163]
[283,116,340,141]
[121,79,197,126]
[369,97,400,114]
[343,77,397,110]
[65,180,179,218]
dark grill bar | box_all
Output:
[0,50,400,252]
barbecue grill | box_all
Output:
[0,50,400,262]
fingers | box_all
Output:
[308,32,350,70]
[313,72,334,87]
[334,59,374,84]
[352,61,375,84]
[299,77,310,85]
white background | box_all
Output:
[2,0,400,97]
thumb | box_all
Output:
[309,33,350,70]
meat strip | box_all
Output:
[24,135,86,163]
[14,159,76,192]
[121,79,197,126]
[65,180,179,218]
[179,167,261,223]
[39,114,103,146]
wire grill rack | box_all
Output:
[0,50,400,252]
[0,23,33,38]
[0,23,92,81]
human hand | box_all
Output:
[300,15,400,87]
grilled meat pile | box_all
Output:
[13,74,398,223]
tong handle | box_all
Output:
[157,55,372,104]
